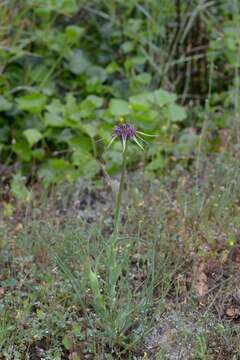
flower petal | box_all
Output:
[136,134,148,145]
[122,136,126,152]
[133,136,144,150]
[107,136,117,149]
[136,131,159,137]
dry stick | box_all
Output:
[161,0,213,85]
[195,56,214,179]
[160,0,194,84]
[181,54,192,104]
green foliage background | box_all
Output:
[0,0,239,184]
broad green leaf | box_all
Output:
[16,93,47,113]
[67,49,90,75]
[38,159,75,185]
[11,173,31,202]
[121,41,135,53]
[65,25,85,43]
[125,18,143,35]
[58,128,73,142]
[12,139,32,162]
[46,99,65,114]
[71,149,91,166]
[146,156,166,171]
[79,124,98,138]
[130,89,177,108]
[103,150,122,174]
[109,99,131,116]
[32,148,45,160]
[86,66,107,83]
[23,129,43,147]
[125,56,146,70]
[106,62,121,74]
[168,103,187,122]
[153,89,177,106]
[79,101,95,117]
[83,158,99,179]
[35,29,67,53]
[68,135,92,152]
[29,64,49,83]
[134,109,159,130]
[130,103,150,112]
[45,112,66,127]
[72,150,100,178]
[30,0,78,14]
[0,126,10,143]
[79,96,103,117]
[86,95,103,108]
[0,96,12,112]
[65,93,80,122]
[57,0,78,13]
[133,73,152,85]
[129,92,153,106]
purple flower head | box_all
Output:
[107,121,158,152]
[113,123,136,140]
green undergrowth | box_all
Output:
[1,154,240,359]
[1,1,240,185]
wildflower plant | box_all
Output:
[107,121,158,308]
[88,119,158,345]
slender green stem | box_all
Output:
[91,136,97,158]
[112,142,128,239]
[107,142,128,305]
